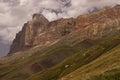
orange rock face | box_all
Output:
[9,5,120,54]
[9,13,75,54]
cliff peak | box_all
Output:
[32,13,49,25]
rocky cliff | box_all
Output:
[9,5,120,54]
[9,13,75,54]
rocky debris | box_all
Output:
[65,65,69,68]
[9,5,120,54]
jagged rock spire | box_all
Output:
[32,13,49,25]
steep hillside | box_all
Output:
[60,40,120,80]
[0,5,120,80]
[25,32,120,80]
[0,31,120,80]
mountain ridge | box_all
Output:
[9,5,120,54]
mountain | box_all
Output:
[9,5,120,54]
[9,14,75,54]
[0,5,120,80]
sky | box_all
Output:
[0,0,120,57]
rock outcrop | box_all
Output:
[9,5,120,54]
[9,14,49,53]
[9,14,75,54]
[69,5,120,44]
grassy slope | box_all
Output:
[61,43,120,80]
[0,32,120,80]
[0,33,94,80]
[26,33,120,80]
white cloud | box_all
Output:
[0,26,21,43]
[19,0,28,5]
